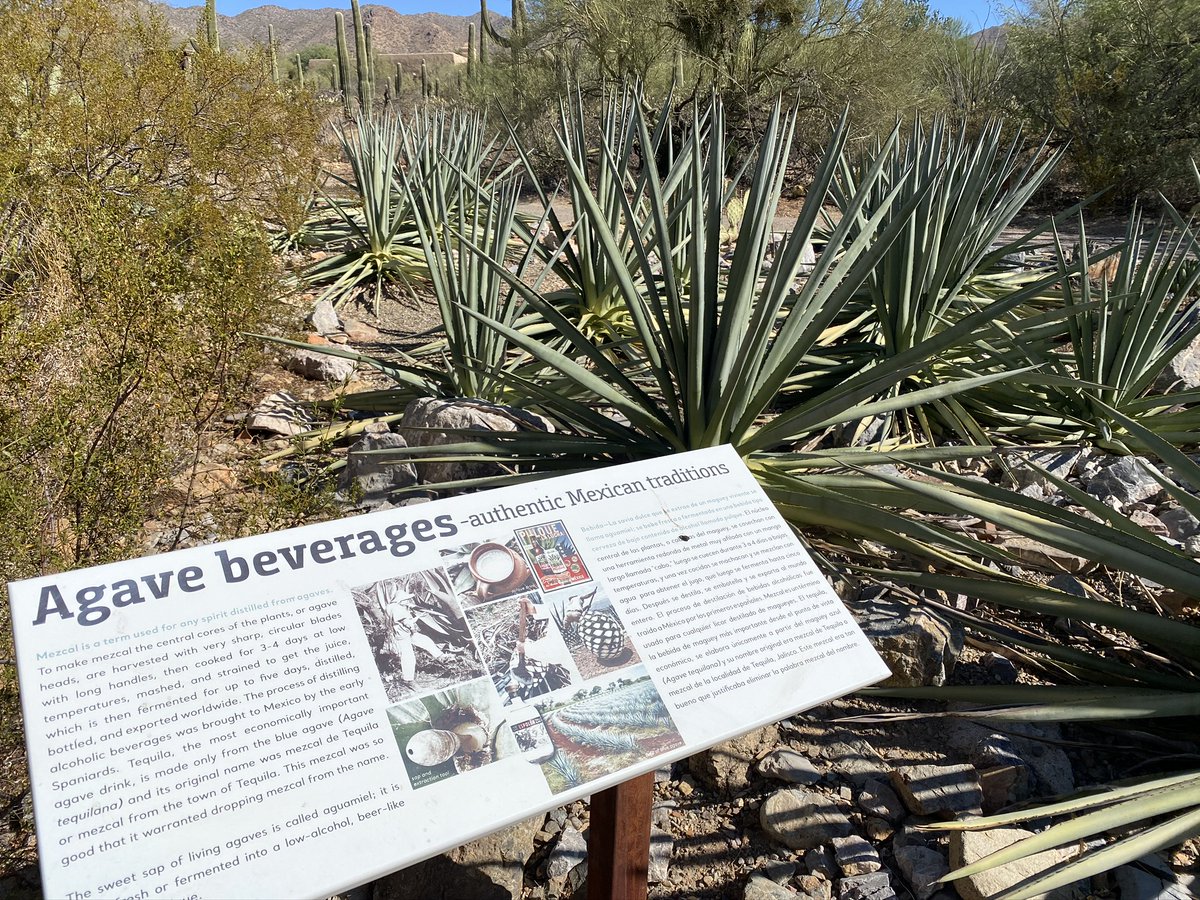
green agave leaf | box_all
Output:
[993,804,1200,900]
[937,781,1200,888]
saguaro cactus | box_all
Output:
[268,24,279,83]
[205,0,220,52]
[351,0,373,111]
[295,53,304,88]
[467,23,475,80]
[478,0,489,65]
[421,59,429,98]
[394,63,403,96]
[334,12,352,117]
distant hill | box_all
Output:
[149,2,506,56]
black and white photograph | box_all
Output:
[353,568,486,704]
[463,593,579,705]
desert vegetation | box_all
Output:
[2,0,1200,896]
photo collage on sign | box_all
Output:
[440,521,684,794]
[350,520,683,792]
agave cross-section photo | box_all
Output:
[353,569,486,704]
[532,667,684,795]
[547,585,640,679]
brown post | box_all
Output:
[587,772,654,900]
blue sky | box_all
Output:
[167,0,1009,31]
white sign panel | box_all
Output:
[9,446,889,899]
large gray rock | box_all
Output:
[890,763,983,817]
[1159,505,1200,544]
[850,598,963,687]
[374,815,542,900]
[759,788,852,851]
[1086,456,1165,510]
[949,827,1085,900]
[339,432,418,505]
[400,398,552,485]
[894,845,949,900]
[689,725,781,793]
[285,347,358,382]
[1011,449,1086,491]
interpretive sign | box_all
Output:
[10,445,889,899]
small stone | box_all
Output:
[831,834,881,876]
[284,347,357,382]
[864,816,893,841]
[895,845,950,900]
[760,788,852,851]
[338,432,418,505]
[677,780,694,797]
[804,845,835,879]
[1086,456,1165,510]
[1159,506,1200,543]
[546,825,587,881]
[758,748,823,785]
[342,317,382,343]
[838,870,896,900]
[744,874,795,900]
[890,764,983,817]
[798,873,833,900]
[760,860,797,884]
[305,332,330,345]
[648,825,672,883]
[245,390,318,436]
[308,299,341,335]
[950,827,1085,900]
[981,652,1019,684]
[978,765,1025,814]
[857,779,906,824]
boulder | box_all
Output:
[546,824,587,883]
[400,398,552,485]
[285,347,357,382]
[1154,333,1200,392]
[759,787,852,851]
[339,432,418,506]
[850,598,963,687]
[373,814,542,900]
[949,827,1085,900]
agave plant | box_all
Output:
[303,109,504,310]
[826,118,1066,444]
[967,210,1200,447]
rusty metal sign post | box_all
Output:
[588,772,656,900]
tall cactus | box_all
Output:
[268,24,279,83]
[334,12,352,117]
[420,59,429,99]
[295,53,304,88]
[467,23,475,80]
[205,0,219,52]
[478,0,489,65]
[350,0,373,112]
[394,63,402,96]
